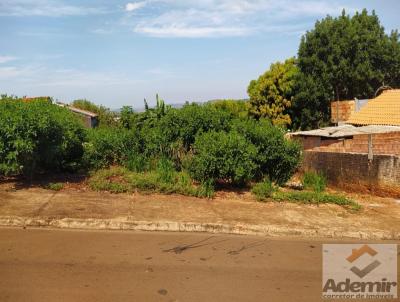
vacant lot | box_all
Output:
[0,178,399,239]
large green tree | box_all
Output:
[292,9,400,129]
[247,57,298,127]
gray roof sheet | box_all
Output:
[291,124,400,138]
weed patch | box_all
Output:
[302,171,326,192]
[251,179,277,201]
[88,166,213,198]
[46,182,64,191]
[273,191,361,210]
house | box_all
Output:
[291,89,400,195]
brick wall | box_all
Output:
[296,132,400,156]
[302,151,400,195]
[331,100,355,123]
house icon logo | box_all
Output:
[322,244,398,299]
[346,244,381,278]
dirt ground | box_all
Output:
[0,176,399,239]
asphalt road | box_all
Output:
[0,228,397,302]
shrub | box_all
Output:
[273,191,360,210]
[232,118,301,185]
[207,99,249,118]
[124,153,150,172]
[196,179,215,198]
[156,157,176,183]
[251,179,277,201]
[302,171,326,192]
[46,182,64,191]
[0,98,85,176]
[83,128,142,169]
[188,130,257,185]
[88,166,211,197]
[88,167,132,193]
[156,103,232,151]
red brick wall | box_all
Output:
[296,132,400,156]
[331,100,355,123]
[302,151,400,196]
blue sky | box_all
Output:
[1,0,399,109]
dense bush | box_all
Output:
[82,127,142,169]
[157,103,232,150]
[207,99,249,118]
[0,98,85,176]
[188,130,257,185]
[232,119,301,185]
[1,96,302,192]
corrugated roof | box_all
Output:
[291,124,400,138]
[347,89,400,126]
[55,102,98,118]
[68,106,98,118]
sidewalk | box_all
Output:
[0,187,399,240]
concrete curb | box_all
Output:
[0,216,398,240]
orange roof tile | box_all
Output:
[347,89,400,126]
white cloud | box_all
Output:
[0,0,106,17]
[125,1,147,12]
[125,0,357,38]
[91,28,114,35]
[0,56,17,64]
[135,25,252,38]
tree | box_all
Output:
[0,98,85,176]
[247,57,298,127]
[292,9,400,129]
[120,106,136,129]
[207,99,248,118]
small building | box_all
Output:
[291,89,400,195]
[55,102,98,128]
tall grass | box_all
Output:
[88,166,214,198]
[251,178,277,201]
[302,171,326,192]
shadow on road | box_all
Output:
[163,236,229,254]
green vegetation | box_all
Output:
[251,172,360,210]
[46,182,64,191]
[82,127,141,169]
[302,171,327,193]
[0,96,85,177]
[273,191,361,211]
[208,99,249,118]
[85,102,301,192]
[251,181,360,210]
[188,130,257,185]
[88,166,213,198]
[251,179,277,201]
[248,57,298,127]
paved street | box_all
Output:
[0,228,397,302]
